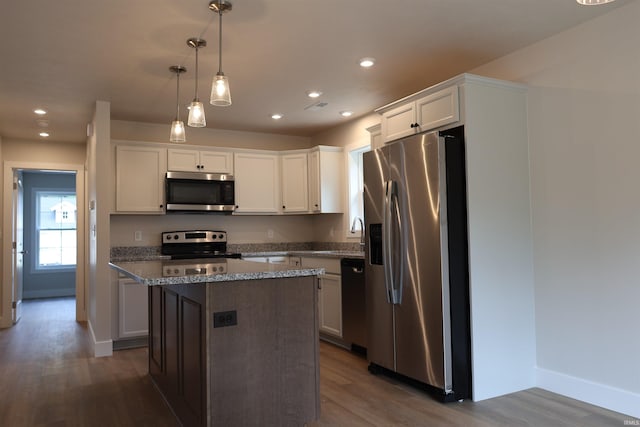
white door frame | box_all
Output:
[1,161,86,328]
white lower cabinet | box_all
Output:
[118,277,148,339]
[317,273,342,338]
[301,257,342,338]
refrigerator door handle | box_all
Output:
[390,185,403,304]
[383,180,394,304]
[383,179,403,305]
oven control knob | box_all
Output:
[212,235,217,239]
[166,235,172,240]
[218,234,224,239]
[174,269,179,274]
[174,234,179,240]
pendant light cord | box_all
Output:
[176,72,181,120]
[194,46,199,99]
[218,2,223,73]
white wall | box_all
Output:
[473,2,640,418]
[87,101,112,357]
[112,120,312,151]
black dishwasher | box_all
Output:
[341,258,366,355]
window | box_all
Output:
[36,191,77,268]
[347,144,370,237]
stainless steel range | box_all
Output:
[162,260,227,277]
[161,230,241,260]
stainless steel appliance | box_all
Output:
[363,126,471,402]
[165,171,235,212]
[162,260,227,277]
[161,230,241,259]
[341,257,366,354]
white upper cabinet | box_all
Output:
[233,151,280,213]
[281,152,309,213]
[115,145,167,213]
[167,148,233,174]
[379,85,459,143]
[308,146,343,213]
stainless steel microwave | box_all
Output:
[165,171,235,212]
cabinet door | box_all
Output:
[115,145,166,213]
[167,149,200,172]
[381,102,416,143]
[281,153,308,212]
[118,279,149,338]
[319,274,342,337]
[308,151,320,212]
[234,152,280,213]
[200,150,233,174]
[416,85,459,132]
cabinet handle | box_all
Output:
[314,204,319,207]
[235,205,239,208]
[160,204,163,208]
[282,205,286,209]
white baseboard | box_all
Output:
[536,367,640,419]
[88,320,113,358]
[23,289,75,299]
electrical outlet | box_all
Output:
[213,310,237,328]
[267,229,274,239]
[134,230,142,241]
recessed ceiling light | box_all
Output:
[39,132,50,137]
[339,111,353,117]
[359,57,375,68]
[34,108,47,115]
[271,113,283,120]
[576,0,615,4]
[306,90,322,98]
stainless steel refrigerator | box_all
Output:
[363,126,471,401]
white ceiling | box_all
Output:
[0,0,630,143]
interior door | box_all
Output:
[12,170,24,323]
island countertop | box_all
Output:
[109,258,324,286]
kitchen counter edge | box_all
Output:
[109,259,325,286]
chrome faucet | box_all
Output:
[350,217,365,249]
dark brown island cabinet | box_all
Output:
[148,276,320,426]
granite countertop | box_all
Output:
[110,258,324,286]
[242,250,365,259]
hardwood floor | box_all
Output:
[0,298,631,426]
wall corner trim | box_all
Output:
[89,319,113,358]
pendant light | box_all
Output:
[169,65,187,143]
[209,0,232,106]
[187,38,207,127]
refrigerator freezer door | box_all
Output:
[364,147,395,372]
[389,133,450,390]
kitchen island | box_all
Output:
[109,258,323,427]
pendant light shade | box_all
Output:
[211,72,231,106]
[170,120,186,142]
[169,65,187,143]
[209,0,232,106]
[187,38,207,127]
